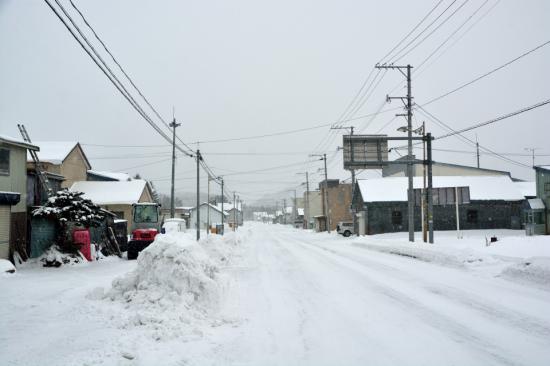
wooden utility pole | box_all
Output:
[376,64,415,242]
[196,150,201,241]
[220,177,224,235]
[169,117,181,218]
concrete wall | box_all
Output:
[323,183,353,231]
[304,191,323,228]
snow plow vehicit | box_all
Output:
[127,203,161,260]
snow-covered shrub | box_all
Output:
[39,246,86,267]
[33,189,104,254]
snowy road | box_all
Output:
[2,223,550,365]
[207,224,550,366]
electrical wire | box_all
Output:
[422,40,550,106]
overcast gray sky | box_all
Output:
[1,0,549,204]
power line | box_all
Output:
[414,0,501,79]
[416,106,533,169]
[386,0,459,64]
[67,0,195,156]
[392,0,470,64]
[415,0,489,71]
[43,0,188,157]
[377,0,445,63]
[431,99,550,139]
[422,40,550,106]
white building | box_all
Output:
[189,203,228,230]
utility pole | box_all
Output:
[297,171,310,229]
[427,133,434,244]
[220,177,224,235]
[476,135,480,168]
[323,153,330,233]
[233,192,237,231]
[422,121,427,243]
[169,117,181,219]
[283,198,287,225]
[196,150,201,241]
[525,147,539,167]
[377,63,415,242]
[207,176,211,235]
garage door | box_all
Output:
[0,205,10,259]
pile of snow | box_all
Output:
[0,259,16,274]
[500,257,550,289]
[103,233,221,338]
[39,246,87,267]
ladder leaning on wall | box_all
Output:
[17,124,53,199]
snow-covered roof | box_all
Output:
[357,176,526,203]
[514,181,536,198]
[535,165,550,172]
[190,202,229,216]
[87,170,131,181]
[216,202,241,211]
[0,134,39,151]
[70,180,149,205]
[28,141,78,164]
[527,198,545,210]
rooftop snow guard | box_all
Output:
[106,233,220,322]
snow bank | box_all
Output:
[104,233,221,338]
[500,257,550,289]
[0,259,15,274]
[200,226,251,265]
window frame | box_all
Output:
[0,148,10,176]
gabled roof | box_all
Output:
[0,134,39,151]
[70,180,150,205]
[87,170,131,181]
[535,165,550,173]
[190,202,228,216]
[217,202,242,212]
[29,141,91,169]
[357,175,525,203]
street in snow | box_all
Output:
[1,223,549,366]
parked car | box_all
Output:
[162,218,186,233]
[336,221,354,237]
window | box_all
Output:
[467,210,478,224]
[545,182,550,193]
[391,211,402,225]
[134,205,158,223]
[0,148,9,175]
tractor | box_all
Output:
[127,202,162,260]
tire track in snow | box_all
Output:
[277,231,546,366]
[294,237,550,340]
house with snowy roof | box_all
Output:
[352,175,527,235]
[70,180,154,231]
[217,202,243,227]
[533,166,550,234]
[0,135,39,260]
[27,141,91,188]
[189,203,228,232]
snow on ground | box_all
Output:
[1,223,549,365]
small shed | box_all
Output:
[524,198,546,235]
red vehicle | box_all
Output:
[127,203,162,260]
